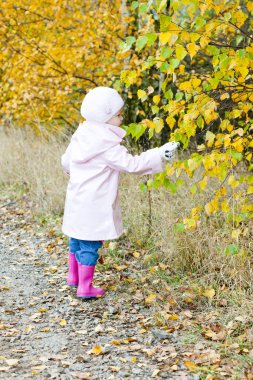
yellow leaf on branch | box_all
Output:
[186,42,199,59]
[159,32,178,46]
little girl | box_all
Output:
[61,87,179,298]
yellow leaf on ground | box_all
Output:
[203,288,215,299]
[145,294,156,304]
[184,361,198,370]
[59,319,67,327]
[110,340,122,345]
[91,345,103,355]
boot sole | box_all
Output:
[77,294,104,298]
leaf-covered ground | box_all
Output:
[1,194,252,380]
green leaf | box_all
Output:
[146,33,157,46]
[114,80,121,91]
[131,1,139,9]
[176,45,187,61]
[120,36,136,51]
[128,123,146,140]
[236,35,244,45]
[157,0,169,13]
[170,58,180,69]
[164,89,173,100]
[197,116,204,129]
[195,16,206,29]
[139,182,147,192]
[225,244,239,255]
[126,36,136,47]
[148,128,154,139]
[190,184,198,194]
[231,151,242,160]
[175,91,183,101]
[151,105,159,114]
[139,3,149,13]
[174,223,185,233]
[161,46,173,59]
[136,35,148,51]
[160,62,170,72]
[159,14,171,32]
[207,45,220,56]
[224,12,231,21]
[168,180,177,193]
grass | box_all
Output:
[0,125,252,295]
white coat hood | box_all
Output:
[67,121,126,165]
[80,87,124,123]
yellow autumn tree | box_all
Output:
[0,0,131,132]
[119,0,253,253]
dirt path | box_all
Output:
[0,197,252,379]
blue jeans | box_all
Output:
[69,238,102,266]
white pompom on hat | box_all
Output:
[80,86,124,123]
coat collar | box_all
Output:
[83,121,126,141]
[105,123,126,140]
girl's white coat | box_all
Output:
[61,121,163,240]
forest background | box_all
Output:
[1,0,253,349]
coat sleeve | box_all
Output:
[61,144,71,175]
[103,144,163,175]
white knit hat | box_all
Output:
[80,87,124,123]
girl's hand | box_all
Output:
[159,141,180,161]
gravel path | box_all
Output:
[0,198,200,380]
[1,197,251,379]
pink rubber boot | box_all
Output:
[77,263,105,298]
[67,252,78,286]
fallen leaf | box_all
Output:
[110,340,122,345]
[184,361,198,370]
[90,345,103,356]
[5,359,19,366]
[114,265,128,271]
[37,308,47,313]
[151,369,160,377]
[0,367,10,372]
[24,325,33,333]
[59,319,67,327]
[109,366,120,372]
[203,288,215,299]
[49,266,58,273]
[145,294,156,304]
[40,327,50,332]
[94,325,103,333]
[168,314,179,320]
